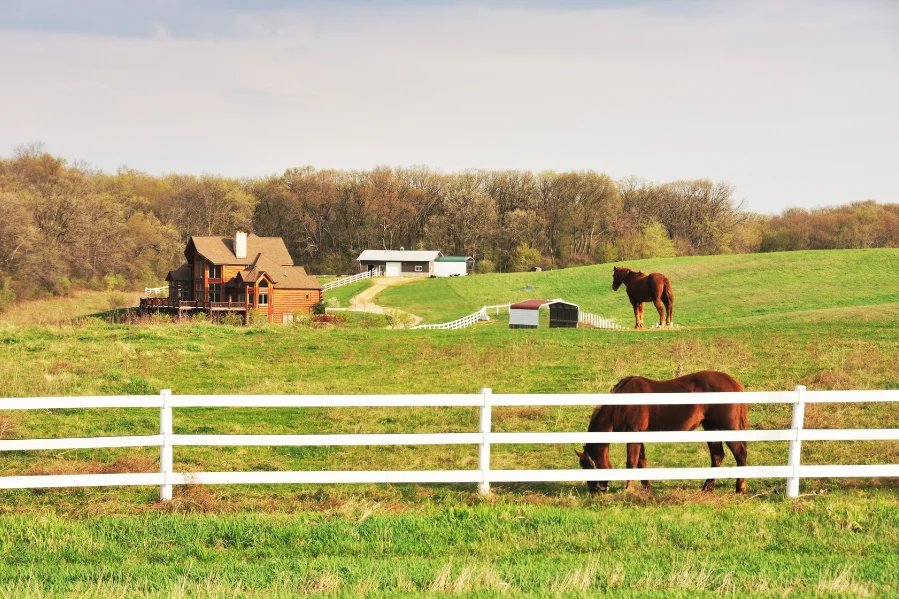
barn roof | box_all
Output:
[435,256,473,262]
[357,250,442,262]
[510,298,579,310]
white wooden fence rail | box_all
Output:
[322,270,378,291]
[412,307,489,330]
[143,286,168,298]
[578,310,621,329]
[1,387,897,501]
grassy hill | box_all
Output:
[378,249,899,325]
[1,249,898,596]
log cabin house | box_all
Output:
[141,231,323,323]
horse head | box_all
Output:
[611,267,630,291]
[575,447,609,494]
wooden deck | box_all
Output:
[140,298,248,313]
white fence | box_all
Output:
[579,310,621,329]
[412,307,489,330]
[143,286,168,298]
[1,387,898,501]
[322,270,378,291]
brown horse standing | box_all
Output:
[575,370,748,494]
[612,266,674,328]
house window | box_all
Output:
[209,264,221,279]
[178,285,189,301]
[258,279,269,307]
[195,285,204,302]
[305,293,310,300]
[209,283,221,302]
[415,265,423,272]
[247,286,254,306]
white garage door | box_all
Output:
[386,262,402,277]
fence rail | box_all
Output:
[578,310,621,329]
[144,286,168,298]
[412,307,489,330]
[322,270,379,291]
[1,387,897,499]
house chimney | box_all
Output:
[235,231,247,259]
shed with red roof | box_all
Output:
[509,299,579,329]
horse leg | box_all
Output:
[639,443,650,489]
[652,299,664,328]
[726,441,748,494]
[703,441,725,492]
[634,303,644,329]
[625,443,641,491]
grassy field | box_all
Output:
[1,249,898,596]
[322,278,372,308]
[378,249,899,324]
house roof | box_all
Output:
[435,256,473,262]
[238,254,322,290]
[356,250,442,262]
[188,234,293,266]
[165,264,192,282]
[510,299,579,310]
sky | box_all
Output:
[0,0,897,213]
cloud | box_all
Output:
[0,0,896,211]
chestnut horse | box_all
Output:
[575,370,748,494]
[612,266,673,328]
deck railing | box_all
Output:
[1,387,897,501]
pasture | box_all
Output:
[1,249,898,596]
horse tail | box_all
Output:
[739,403,748,431]
[663,278,674,323]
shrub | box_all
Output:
[311,301,326,315]
[221,313,244,327]
[477,259,495,274]
[0,278,15,314]
[107,292,129,311]
[192,311,208,323]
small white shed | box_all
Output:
[433,256,473,277]
[509,299,580,329]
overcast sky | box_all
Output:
[1,0,897,213]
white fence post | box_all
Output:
[478,388,492,495]
[159,389,173,501]
[786,384,806,498]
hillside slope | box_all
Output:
[378,249,899,325]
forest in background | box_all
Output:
[1,143,897,311]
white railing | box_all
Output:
[322,270,379,291]
[484,303,511,315]
[144,286,168,298]
[412,307,489,330]
[1,387,898,500]
[579,310,621,329]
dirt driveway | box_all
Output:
[343,276,422,327]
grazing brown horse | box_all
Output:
[612,266,674,328]
[575,370,748,494]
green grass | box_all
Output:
[379,249,899,324]
[322,278,372,308]
[1,249,899,596]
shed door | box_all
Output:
[386,262,401,277]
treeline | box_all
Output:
[1,144,896,311]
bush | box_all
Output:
[311,301,326,315]
[477,259,495,274]
[0,278,15,314]
[107,292,129,311]
[221,313,244,327]
[192,311,208,323]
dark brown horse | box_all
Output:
[575,370,748,494]
[612,266,674,328]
